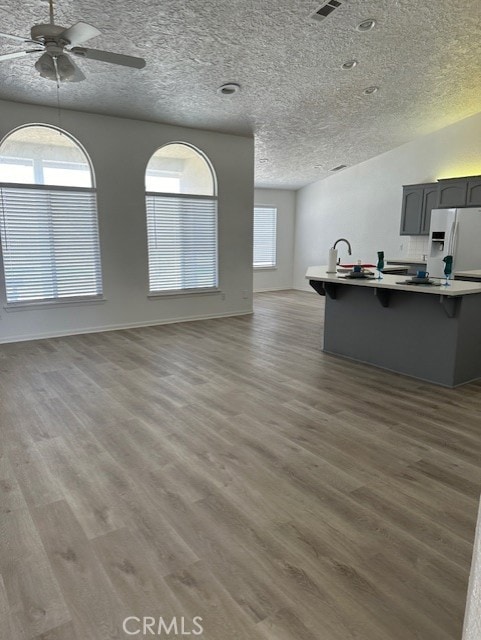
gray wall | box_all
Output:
[0,99,254,343]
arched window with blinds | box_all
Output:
[0,124,102,304]
[145,142,218,294]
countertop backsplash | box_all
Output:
[396,235,429,262]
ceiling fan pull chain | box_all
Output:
[55,80,63,129]
[52,55,60,89]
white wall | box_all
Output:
[0,99,254,343]
[253,188,295,292]
[293,111,481,290]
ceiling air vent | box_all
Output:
[311,0,343,22]
[330,164,347,172]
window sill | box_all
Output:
[254,266,278,271]
[148,288,221,299]
[4,297,107,312]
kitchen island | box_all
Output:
[306,266,481,387]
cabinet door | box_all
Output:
[466,178,481,206]
[420,185,438,234]
[400,187,423,235]
[437,179,467,207]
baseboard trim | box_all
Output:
[0,309,253,345]
[293,285,316,293]
[253,286,294,292]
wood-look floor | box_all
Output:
[1,290,480,639]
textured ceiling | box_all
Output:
[0,0,480,189]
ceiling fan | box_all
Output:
[0,0,146,83]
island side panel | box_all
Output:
[453,293,481,385]
[322,285,461,386]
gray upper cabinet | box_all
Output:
[466,177,481,206]
[400,183,437,236]
[436,175,481,208]
[401,175,481,236]
[437,178,468,208]
[400,185,423,235]
[421,184,438,234]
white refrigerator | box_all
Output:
[426,207,481,278]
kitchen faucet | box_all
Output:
[332,238,352,263]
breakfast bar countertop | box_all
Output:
[306,266,481,297]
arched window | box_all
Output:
[145,142,218,293]
[0,125,102,304]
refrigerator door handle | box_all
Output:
[450,220,459,256]
[447,219,456,255]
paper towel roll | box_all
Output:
[327,248,338,273]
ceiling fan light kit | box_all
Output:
[0,0,146,82]
[34,49,82,82]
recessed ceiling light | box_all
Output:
[363,85,379,95]
[218,82,241,95]
[259,158,269,164]
[314,164,324,169]
[341,59,358,70]
[356,18,376,32]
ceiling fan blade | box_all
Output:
[0,32,37,45]
[60,22,101,47]
[0,49,42,62]
[70,47,146,69]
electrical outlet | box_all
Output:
[221,292,225,301]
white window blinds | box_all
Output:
[253,206,277,268]
[146,194,218,293]
[0,185,103,303]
